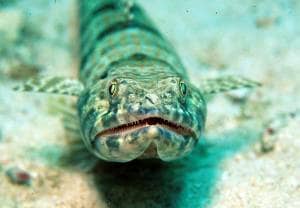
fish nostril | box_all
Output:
[145,94,159,105]
[145,96,154,104]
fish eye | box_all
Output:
[108,80,118,96]
[179,80,187,96]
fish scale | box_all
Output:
[15,0,260,163]
[78,0,186,83]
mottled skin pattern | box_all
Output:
[14,0,259,163]
[77,0,206,162]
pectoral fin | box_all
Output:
[14,76,84,96]
[200,76,261,95]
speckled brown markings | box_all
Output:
[16,0,260,163]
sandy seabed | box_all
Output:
[0,0,299,207]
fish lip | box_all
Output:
[95,116,196,139]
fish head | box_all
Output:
[77,75,206,162]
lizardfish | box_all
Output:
[15,0,260,162]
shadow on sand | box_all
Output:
[91,125,260,208]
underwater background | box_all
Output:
[0,0,299,207]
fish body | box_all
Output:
[77,0,206,162]
[15,0,260,163]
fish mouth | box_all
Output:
[96,116,196,138]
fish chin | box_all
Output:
[93,133,152,162]
[93,126,196,162]
[155,133,196,161]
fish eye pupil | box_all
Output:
[179,81,187,96]
[109,81,118,96]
